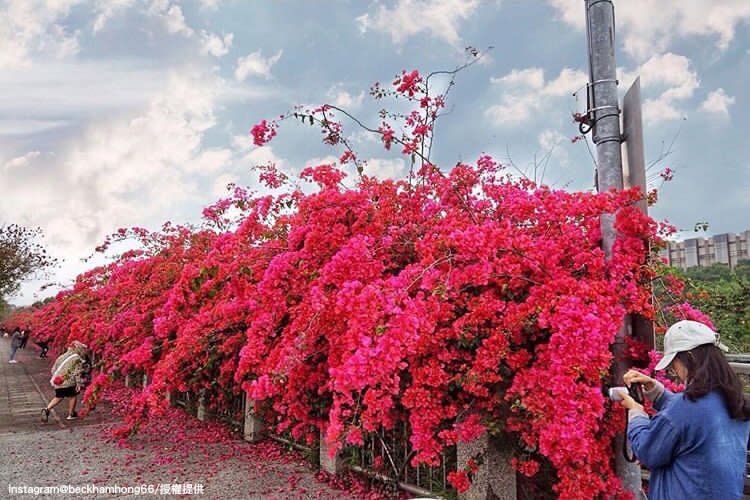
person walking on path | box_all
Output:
[19,329,29,349]
[36,338,50,358]
[616,320,750,500]
[8,327,23,363]
[41,341,90,422]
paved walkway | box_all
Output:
[0,338,113,434]
[0,337,357,500]
[0,339,55,433]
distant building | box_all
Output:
[660,230,750,270]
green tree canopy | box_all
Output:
[662,262,750,351]
[0,224,57,301]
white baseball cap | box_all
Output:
[654,320,729,371]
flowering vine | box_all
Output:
[4,56,706,500]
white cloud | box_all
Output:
[326,85,365,110]
[198,0,222,10]
[1,62,279,277]
[537,129,569,171]
[349,129,380,145]
[546,0,750,60]
[641,55,699,101]
[701,88,735,117]
[357,0,479,46]
[0,119,70,136]
[235,50,283,81]
[231,134,254,152]
[538,130,566,153]
[544,68,588,97]
[303,155,339,170]
[3,151,41,171]
[162,4,193,37]
[200,30,234,57]
[0,71,224,257]
[189,148,234,173]
[93,0,138,32]
[0,59,271,138]
[641,97,684,123]
[618,53,699,124]
[65,71,218,196]
[0,61,168,118]
[362,158,407,180]
[0,0,83,69]
[94,0,195,37]
[493,68,545,89]
[241,145,287,170]
[486,67,587,126]
[212,173,239,197]
[545,0,583,30]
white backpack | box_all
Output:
[50,352,81,388]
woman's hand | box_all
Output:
[617,389,644,413]
[623,369,656,391]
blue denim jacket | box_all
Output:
[628,382,750,500]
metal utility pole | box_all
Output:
[585,0,623,233]
[584,0,645,497]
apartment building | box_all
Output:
[660,230,750,270]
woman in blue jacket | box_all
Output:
[618,320,750,499]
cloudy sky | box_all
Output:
[2,0,749,305]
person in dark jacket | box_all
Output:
[36,338,50,358]
[617,320,750,500]
[19,329,29,349]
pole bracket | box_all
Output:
[588,104,620,115]
[587,78,618,88]
[593,135,625,145]
[586,0,615,10]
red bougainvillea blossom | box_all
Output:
[394,70,422,96]
[5,61,704,500]
[17,160,664,499]
[250,119,277,146]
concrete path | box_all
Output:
[0,337,357,500]
[1,338,113,435]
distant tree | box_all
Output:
[0,224,57,301]
[683,263,732,282]
[0,297,12,321]
[733,260,750,280]
[682,261,750,283]
[659,264,750,351]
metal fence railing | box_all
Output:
[267,430,314,455]
[726,354,750,364]
[729,362,750,375]
[342,423,456,498]
[214,391,245,429]
[173,390,197,416]
[162,353,750,498]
